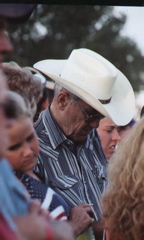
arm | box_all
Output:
[14,216,75,240]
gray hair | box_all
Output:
[54,83,65,96]
[54,83,79,103]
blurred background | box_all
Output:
[4,4,144,118]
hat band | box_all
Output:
[99,97,112,104]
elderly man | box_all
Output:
[34,49,135,239]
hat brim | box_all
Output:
[34,60,135,126]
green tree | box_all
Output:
[5,5,144,92]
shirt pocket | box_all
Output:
[91,165,106,193]
[92,164,106,180]
[49,174,78,190]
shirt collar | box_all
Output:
[42,107,68,149]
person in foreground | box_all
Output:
[0,4,74,240]
[101,118,144,240]
[97,117,121,160]
[0,73,74,240]
[34,48,135,239]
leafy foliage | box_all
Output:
[5,5,144,92]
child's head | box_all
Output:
[4,91,39,173]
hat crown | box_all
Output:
[61,48,117,99]
[33,48,135,126]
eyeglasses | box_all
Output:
[76,101,105,123]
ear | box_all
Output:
[57,91,70,110]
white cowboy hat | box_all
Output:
[34,48,135,125]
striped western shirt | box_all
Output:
[35,107,107,220]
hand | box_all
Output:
[30,201,75,240]
[69,203,94,237]
[14,215,75,240]
[29,199,51,221]
[14,200,52,240]
[14,200,75,240]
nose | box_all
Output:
[112,130,121,142]
[0,31,13,61]
[22,143,33,157]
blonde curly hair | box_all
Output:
[101,117,144,240]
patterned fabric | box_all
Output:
[15,171,69,221]
[35,107,107,220]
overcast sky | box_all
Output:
[114,6,144,112]
[114,6,144,55]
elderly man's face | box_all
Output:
[56,93,104,143]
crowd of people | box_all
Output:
[0,3,144,240]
